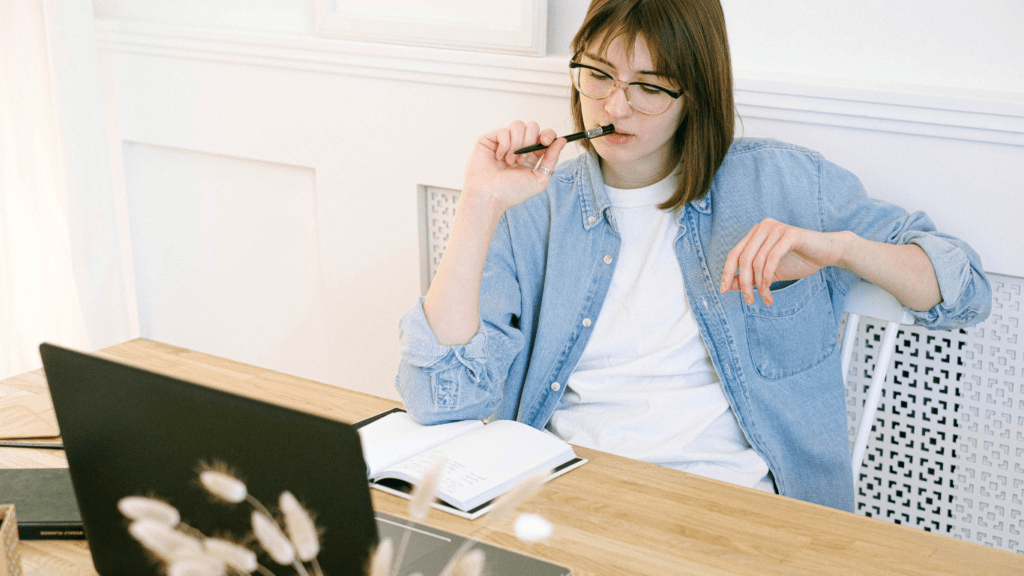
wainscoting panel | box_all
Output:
[121,143,328,380]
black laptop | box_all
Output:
[39,343,570,576]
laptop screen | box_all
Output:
[40,343,378,575]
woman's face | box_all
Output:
[578,34,686,189]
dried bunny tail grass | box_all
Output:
[166,554,226,576]
[513,513,553,543]
[409,455,445,522]
[279,491,320,562]
[393,456,445,576]
[118,496,181,526]
[204,538,258,573]
[448,548,485,576]
[251,511,295,566]
[366,537,393,576]
[199,471,248,504]
[488,469,550,520]
[129,519,203,562]
[435,469,547,576]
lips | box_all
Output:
[604,131,633,145]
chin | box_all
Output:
[592,140,642,164]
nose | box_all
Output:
[604,82,633,119]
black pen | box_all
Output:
[0,441,64,449]
[513,124,615,155]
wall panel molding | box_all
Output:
[313,0,547,57]
[95,20,1023,146]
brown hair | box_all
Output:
[570,0,735,211]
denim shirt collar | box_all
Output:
[577,151,713,230]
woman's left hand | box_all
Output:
[720,218,850,306]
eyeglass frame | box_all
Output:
[569,61,684,116]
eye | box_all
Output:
[636,83,666,96]
[587,68,614,82]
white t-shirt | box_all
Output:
[546,172,775,493]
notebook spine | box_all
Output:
[18,522,86,540]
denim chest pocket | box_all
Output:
[743,272,838,380]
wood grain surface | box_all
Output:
[3,339,1022,576]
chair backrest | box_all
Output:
[841,280,914,481]
[843,272,1024,554]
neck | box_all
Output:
[599,149,680,190]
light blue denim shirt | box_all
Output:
[396,138,991,512]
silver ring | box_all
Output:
[535,165,552,176]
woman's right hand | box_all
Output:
[462,120,568,214]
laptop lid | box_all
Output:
[39,343,378,575]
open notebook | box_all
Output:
[357,408,585,519]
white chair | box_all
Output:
[841,280,915,484]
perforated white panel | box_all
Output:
[422,194,1024,554]
[957,275,1024,551]
[846,321,964,532]
[420,186,460,292]
[846,273,1024,554]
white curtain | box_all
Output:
[0,0,136,380]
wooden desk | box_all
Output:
[3,339,1023,575]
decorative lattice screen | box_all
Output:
[421,185,1024,554]
[418,186,461,294]
[847,274,1024,554]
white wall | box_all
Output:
[90,0,1023,400]
[724,0,1023,95]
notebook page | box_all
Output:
[358,412,483,477]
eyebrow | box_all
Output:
[581,51,669,79]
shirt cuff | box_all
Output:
[904,232,970,312]
[399,297,488,370]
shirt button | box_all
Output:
[603,255,613,264]
[588,216,596,224]
[551,382,561,392]
[699,200,706,209]
[582,318,592,327]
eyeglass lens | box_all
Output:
[571,66,674,115]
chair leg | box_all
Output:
[850,320,901,484]
[841,313,861,386]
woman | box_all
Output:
[395,0,991,512]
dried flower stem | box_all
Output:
[437,469,552,576]
[245,495,275,521]
[488,469,548,521]
[392,456,445,576]
[436,535,481,576]
[174,522,206,540]
[251,509,311,576]
[368,538,393,576]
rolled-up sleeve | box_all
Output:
[900,228,990,328]
[820,156,992,330]
[395,215,526,424]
